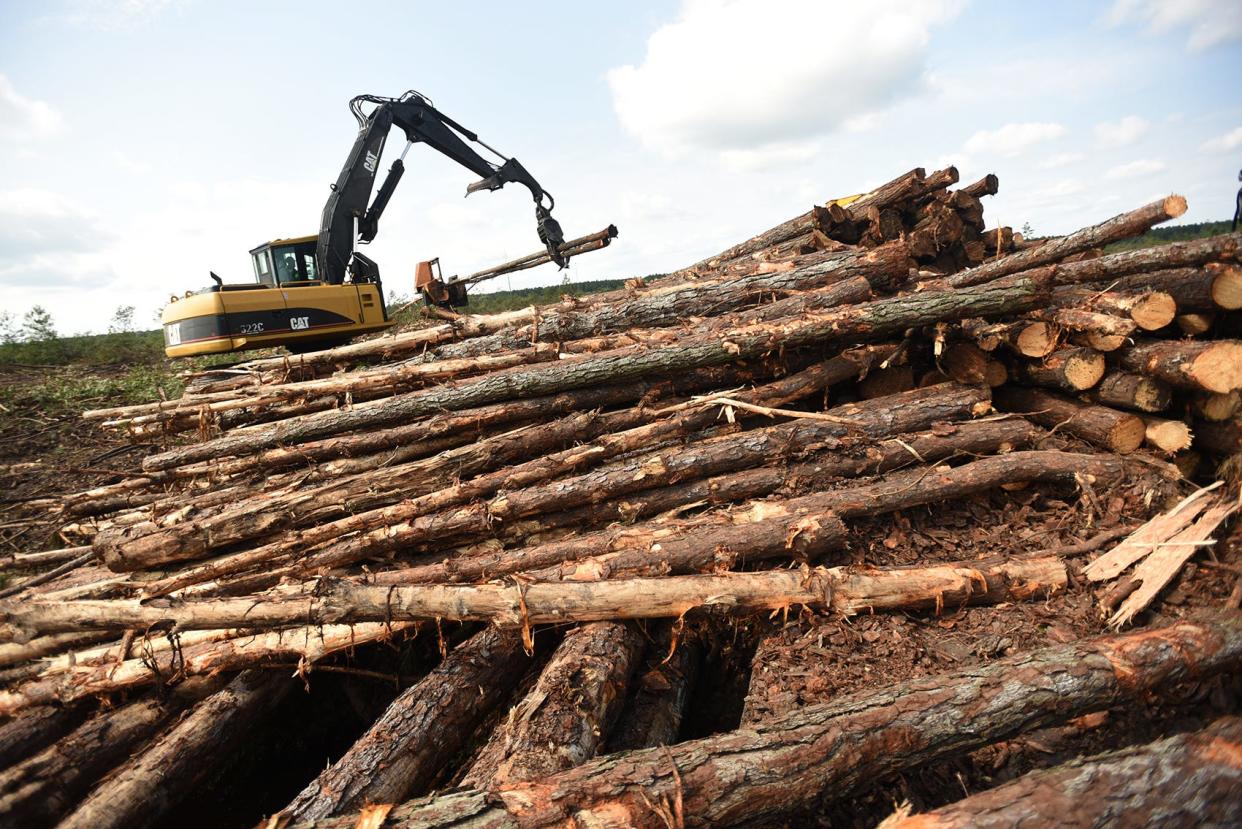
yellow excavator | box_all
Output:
[162,90,570,357]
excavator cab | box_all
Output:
[160,234,393,358]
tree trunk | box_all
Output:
[282,627,533,821]
[993,387,1146,453]
[881,716,1242,829]
[57,670,292,829]
[1117,339,1242,394]
[291,615,1242,829]
[2,555,1067,635]
[460,622,644,788]
[945,196,1187,287]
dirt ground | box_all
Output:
[2,364,1241,827]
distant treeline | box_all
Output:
[1104,220,1233,252]
[451,277,635,314]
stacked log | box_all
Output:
[3,167,1242,827]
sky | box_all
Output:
[1,0,1240,335]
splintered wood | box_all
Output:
[3,164,1242,829]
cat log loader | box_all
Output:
[161,90,569,357]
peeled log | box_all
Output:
[882,716,1242,829]
[1,555,1068,635]
[297,614,1242,829]
[1117,339,1242,394]
[282,627,532,821]
[460,622,643,788]
[994,386,1146,454]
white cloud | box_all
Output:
[964,122,1066,157]
[1094,115,1149,147]
[0,189,112,265]
[1040,152,1086,169]
[1105,159,1167,179]
[58,0,178,30]
[607,0,962,159]
[0,76,62,143]
[1107,0,1242,51]
[719,140,822,173]
[1201,127,1242,153]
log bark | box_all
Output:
[459,225,618,285]
[2,554,1069,635]
[941,342,1006,387]
[0,704,88,770]
[1117,339,1242,394]
[960,319,1056,357]
[138,381,987,590]
[606,624,703,752]
[459,622,644,788]
[283,627,532,821]
[1191,419,1242,454]
[884,717,1242,829]
[1050,286,1176,331]
[134,350,898,591]
[57,670,291,829]
[994,386,1146,453]
[1093,371,1172,413]
[366,419,1044,587]
[945,196,1187,287]
[136,272,1051,470]
[0,676,223,828]
[290,614,1242,829]
[959,173,999,199]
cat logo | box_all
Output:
[364,151,378,173]
[290,315,310,331]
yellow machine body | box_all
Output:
[162,235,394,357]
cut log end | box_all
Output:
[1063,350,1106,391]
[1162,194,1189,219]
[1143,417,1193,454]
[1109,415,1149,454]
[1210,265,1242,310]
[1015,322,1056,358]
[1193,342,1242,394]
[1130,292,1177,331]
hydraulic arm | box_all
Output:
[316,90,567,286]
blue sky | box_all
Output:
[1,0,1240,334]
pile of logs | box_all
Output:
[4,165,1242,828]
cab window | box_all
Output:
[252,251,274,287]
[274,248,300,285]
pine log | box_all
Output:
[1,554,1068,636]
[0,676,224,828]
[959,173,999,199]
[941,342,1007,387]
[1142,415,1193,453]
[945,196,1187,287]
[1191,419,1242,454]
[0,621,414,716]
[606,624,703,752]
[676,204,835,276]
[1177,312,1214,336]
[459,225,619,285]
[1212,262,1242,309]
[1093,371,1172,413]
[0,704,88,770]
[1012,346,1105,392]
[1117,339,1242,394]
[1194,390,1241,422]
[1037,233,1241,288]
[961,319,1056,357]
[994,387,1145,453]
[881,716,1242,829]
[282,627,532,821]
[459,622,643,788]
[139,275,1052,471]
[136,382,988,589]
[1043,308,1137,339]
[134,350,901,591]
[290,614,1242,829]
[369,419,1043,587]
[1050,286,1176,331]
[57,670,291,829]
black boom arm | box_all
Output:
[315,90,567,285]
